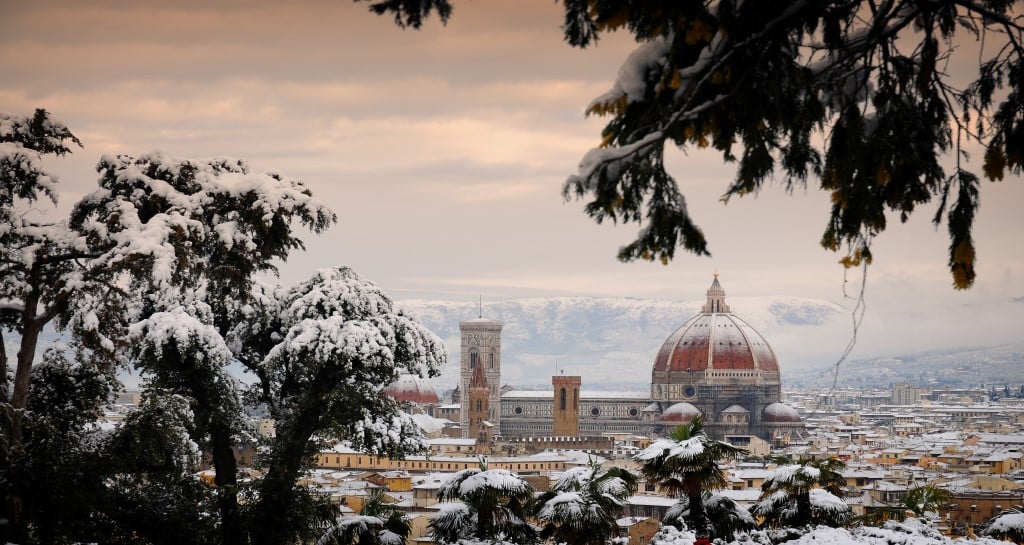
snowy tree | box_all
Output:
[319,490,412,545]
[751,457,850,529]
[65,150,337,545]
[662,493,755,539]
[858,483,952,526]
[985,509,1024,544]
[368,0,1024,289]
[535,457,638,545]
[2,109,87,435]
[430,460,539,545]
[1,110,446,545]
[241,267,445,545]
[634,416,743,538]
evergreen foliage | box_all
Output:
[370,0,1024,289]
[0,110,445,545]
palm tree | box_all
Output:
[535,458,638,545]
[854,483,953,526]
[985,509,1024,544]
[318,490,411,545]
[430,459,538,544]
[634,415,743,538]
[751,457,849,528]
[663,493,755,538]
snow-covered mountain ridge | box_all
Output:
[397,295,846,388]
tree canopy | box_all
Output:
[1,109,445,545]
[364,0,1023,289]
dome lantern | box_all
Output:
[701,272,731,314]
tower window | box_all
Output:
[559,388,567,411]
[470,350,478,368]
[489,352,495,368]
[476,400,482,411]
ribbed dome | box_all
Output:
[762,402,801,423]
[383,374,439,404]
[653,276,778,373]
[661,402,701,423]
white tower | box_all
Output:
[459,317,502,437]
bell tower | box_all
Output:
[552,374,581,437]
[467,365,491,447]
[459,315,502,436]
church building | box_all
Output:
[454,275,804,443]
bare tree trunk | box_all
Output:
[251,386,325,545]
[689,491,711,538]
[4,284,42,545]
[1,329,8,402]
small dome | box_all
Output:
[762,402,801,423]
[383,374,439,404]
[722,404,749,414]
[642,402,662,413]
[661,402,701,423]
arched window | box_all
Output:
[559,388,567,410]
[469,350,478,368]
[489,352,495,368]
[476,400,482,411]
[573,388,579,410]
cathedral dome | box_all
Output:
[661,402,701,423]
[762,402,801,423]
[653,275,778,373]
[383,374,439,404]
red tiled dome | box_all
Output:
[383,374,439,404]
[662,402,701,423]
[653,276,778,373]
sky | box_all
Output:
[3,1,1022,371]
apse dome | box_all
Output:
[661,402,701,423]
[653,275,779,374]
[383,374,439,404]
[762,402,802,423]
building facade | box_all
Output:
[499,276,805,442]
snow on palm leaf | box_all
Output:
[319,490,411,545]
[537,458,637,545]
[752,457,849,528]
[432,461,538,545]
[634,415,742,538]
[985,509,1024,544]
[663,494,755,539]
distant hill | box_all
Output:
[397,295,845,389]
[787,342,1024,390]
